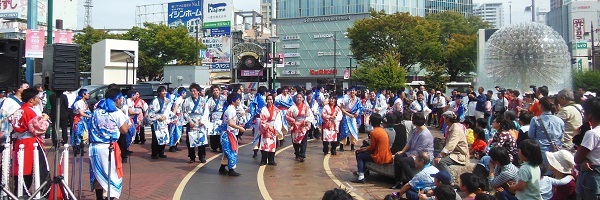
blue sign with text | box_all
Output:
[167,0,203,28]
[204,27,231,37]
[211,63,231,72]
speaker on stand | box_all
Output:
[42,43,80,92]
[0,39,25,91]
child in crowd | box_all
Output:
[508,139,543,199]
[474,193,495,200]
[460,173,484,200]
[516,111,533,146]
[470,128,487,159]
[476,118,491,141]
[544,150,576,200]
[418,171,461,200]
[464,118,475,145]
[431,185,456,200]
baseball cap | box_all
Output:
[431,171,452,185]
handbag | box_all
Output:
[536,117,562,152]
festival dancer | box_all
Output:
[168,87,187,152]
[363,90,377,133]
[375,88,389,116]
[285,93,315,162]
[182,84,210,163]
[71,89,91,146]
[11,88,50,191]
[259,94,282,165]
[148,86,175,159]
[339,86,362,152]
[218,94,246,176]
[274,86,294,146]
[88,88,130,200]
[128,91,148,145]
[207,85,226,152]
[322,95,342,155]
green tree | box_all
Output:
[73,26,122,72]
[573,70,600,92]
[121,23,204,81]
[352,54,406,91]
[426,11,490,81]
[421,64,450,92]
[347,11,442,71]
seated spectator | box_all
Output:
[474,193,495,200]
[383,113,397,149]
[418,171,461,200]
[390,111,407,154]
[486,147,518,200]
[516,111,533,146]
[391,113,434,189]
[352,113,392,183]
[475,118,491,141]
[470,128,488,159]
[402,112,415,140]
[321,188,354,200]
[393,151,438,200]
[431,185,456,200]
[460,173,484,200]
[464,118,475,145]
[543,150,576,200]
[434,111,469,173]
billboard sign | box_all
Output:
[0,0,48,22]
[211,63,230,72]
[202,36,231,71]
[573,18,585,40]
[54,30,73,44]
[203,0,232,36]
[25,29,45,58]
[167,0,203,31]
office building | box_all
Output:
[426,0,474,16]
[473,3,504,28]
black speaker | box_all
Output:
[43,44,80,91]
[0,39,24,91]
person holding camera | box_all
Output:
[529,86,549,117]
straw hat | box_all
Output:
[545,150,575,174]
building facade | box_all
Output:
[272,0,426,88]
[0,0,78,39]
[426,0,473,16]
[473,3,504,29]
[546,1,600,71]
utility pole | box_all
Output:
[531,0,535,22]
[592,22,596,70]
[509,1,512,24]
[25,0,38,84]
[196,23,199,65]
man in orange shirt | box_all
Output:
[528,86,548,116]
[352,113,393,183]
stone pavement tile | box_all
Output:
[36,128,255,200]
[264,139,340,200]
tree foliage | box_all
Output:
[121,23,204,81]
[573,70,600,93]
[352,54,406,91]
[421,64,450,92]
[73,26,122,72]
[347,11,442,71]
[425,11,490,81]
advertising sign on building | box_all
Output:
[282,35,300,40]
[284,53,301,58]
[282,70,300,75]
[25,29,45,58]
[167,0,203,32]
[54,30,73,44]
[202,36,231,72]
[241,70,264,76]
[0,0,48,23]
[203,0,232,36]
[573,18,585,40]
[282,44,300,49]
[309,69,338,75]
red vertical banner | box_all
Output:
[54,30,73,44]
[25,29,45,58]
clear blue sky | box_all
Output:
[78,0,260,29]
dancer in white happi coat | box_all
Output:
[339,87,362,152]
[321,95,342,155]
[148,86,175,159]
[182,83,210,163]
[258,94,282,165]
[206,85,226,152]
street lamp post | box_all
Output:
[333,32,337,92]
[269,36,280,90]
[347,54,353,86]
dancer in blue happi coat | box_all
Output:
[72,89,92,147]
[218,93,246,176]
[339,86,362,152]
[274,86,294,145]
[246,86,267,158]
[168,87,187,152]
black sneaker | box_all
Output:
[159,154,167,158]
[351,179,366,183]
[228,169,241,176]
[267,162,277,166]
[219,166,227,174]
[188,159,196,163]
[200,158,207,163]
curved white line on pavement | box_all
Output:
[173,142,253,200]
[257,144,295,200]
[324,154,365,200]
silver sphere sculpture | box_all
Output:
[480,22,571,93]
